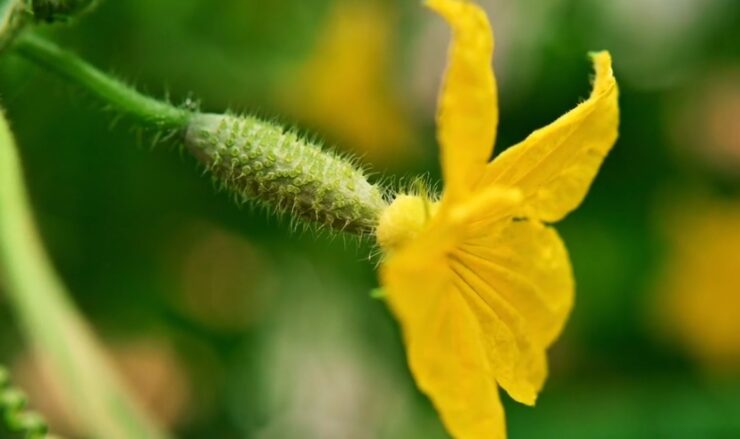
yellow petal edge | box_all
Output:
[481,51,618,222]
[427,0,498,201]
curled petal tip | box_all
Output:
[423,0,453,13]
[588,51,616,94]
[515,392,537,407]
[425,0,480,22]
[588,50,610,59]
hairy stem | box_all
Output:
[13,33,191,129]
[11,33,388,235]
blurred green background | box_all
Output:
[1,0,740,437]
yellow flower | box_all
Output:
[655,201,740,374]
[276,0,418,167]
[375,0,619,438]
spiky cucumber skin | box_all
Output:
[185,113,387,235]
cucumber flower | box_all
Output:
[375,0,619,438]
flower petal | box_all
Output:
[427,0,498,201]
[446,216,573,404]
[382,246,507,439]
[446,185,523,228]
[480,51,618,222]
[448,244,546,405]
[458,219,574,349]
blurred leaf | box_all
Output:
[0,107,169,439]
[0,0,28,52]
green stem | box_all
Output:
[13,33,191,130]
[0,110,169,439]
